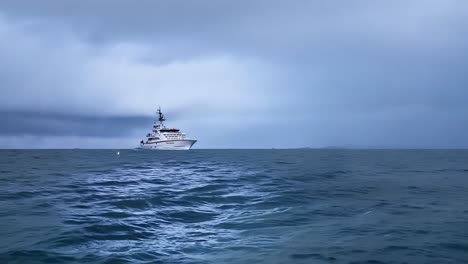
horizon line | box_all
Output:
[1,148,468,150]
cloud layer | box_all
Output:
[0,1,467,148]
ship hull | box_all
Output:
[139,139,197,150]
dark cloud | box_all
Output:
[2,1,466,61]
[0,1,467,148]
[0,110,151,137]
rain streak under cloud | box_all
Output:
[0,0,467,148]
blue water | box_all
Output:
[0,150,467,264]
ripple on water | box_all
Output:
[97,211,134,219]
[108,198,154,210]
[440,243,468,251]
[84,223,153,241]
[162,210,218,223]
[87,180,141,187]
[0,250,77,264]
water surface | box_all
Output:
[0,149,467,263]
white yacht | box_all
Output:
[139,107,197,150]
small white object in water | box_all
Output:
[117,151,120,155]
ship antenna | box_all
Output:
[157,106,166,127]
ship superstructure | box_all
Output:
[139,107,197,150]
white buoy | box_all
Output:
[117,151,120,155]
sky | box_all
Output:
[0,0,467,149]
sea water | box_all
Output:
[0,149,467,263]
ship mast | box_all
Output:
[157,107,166,128]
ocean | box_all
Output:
[0,149,467,263]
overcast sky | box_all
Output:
[0,0,467,148]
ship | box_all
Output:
[138,107,197,150]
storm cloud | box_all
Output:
[0,0,467,148]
